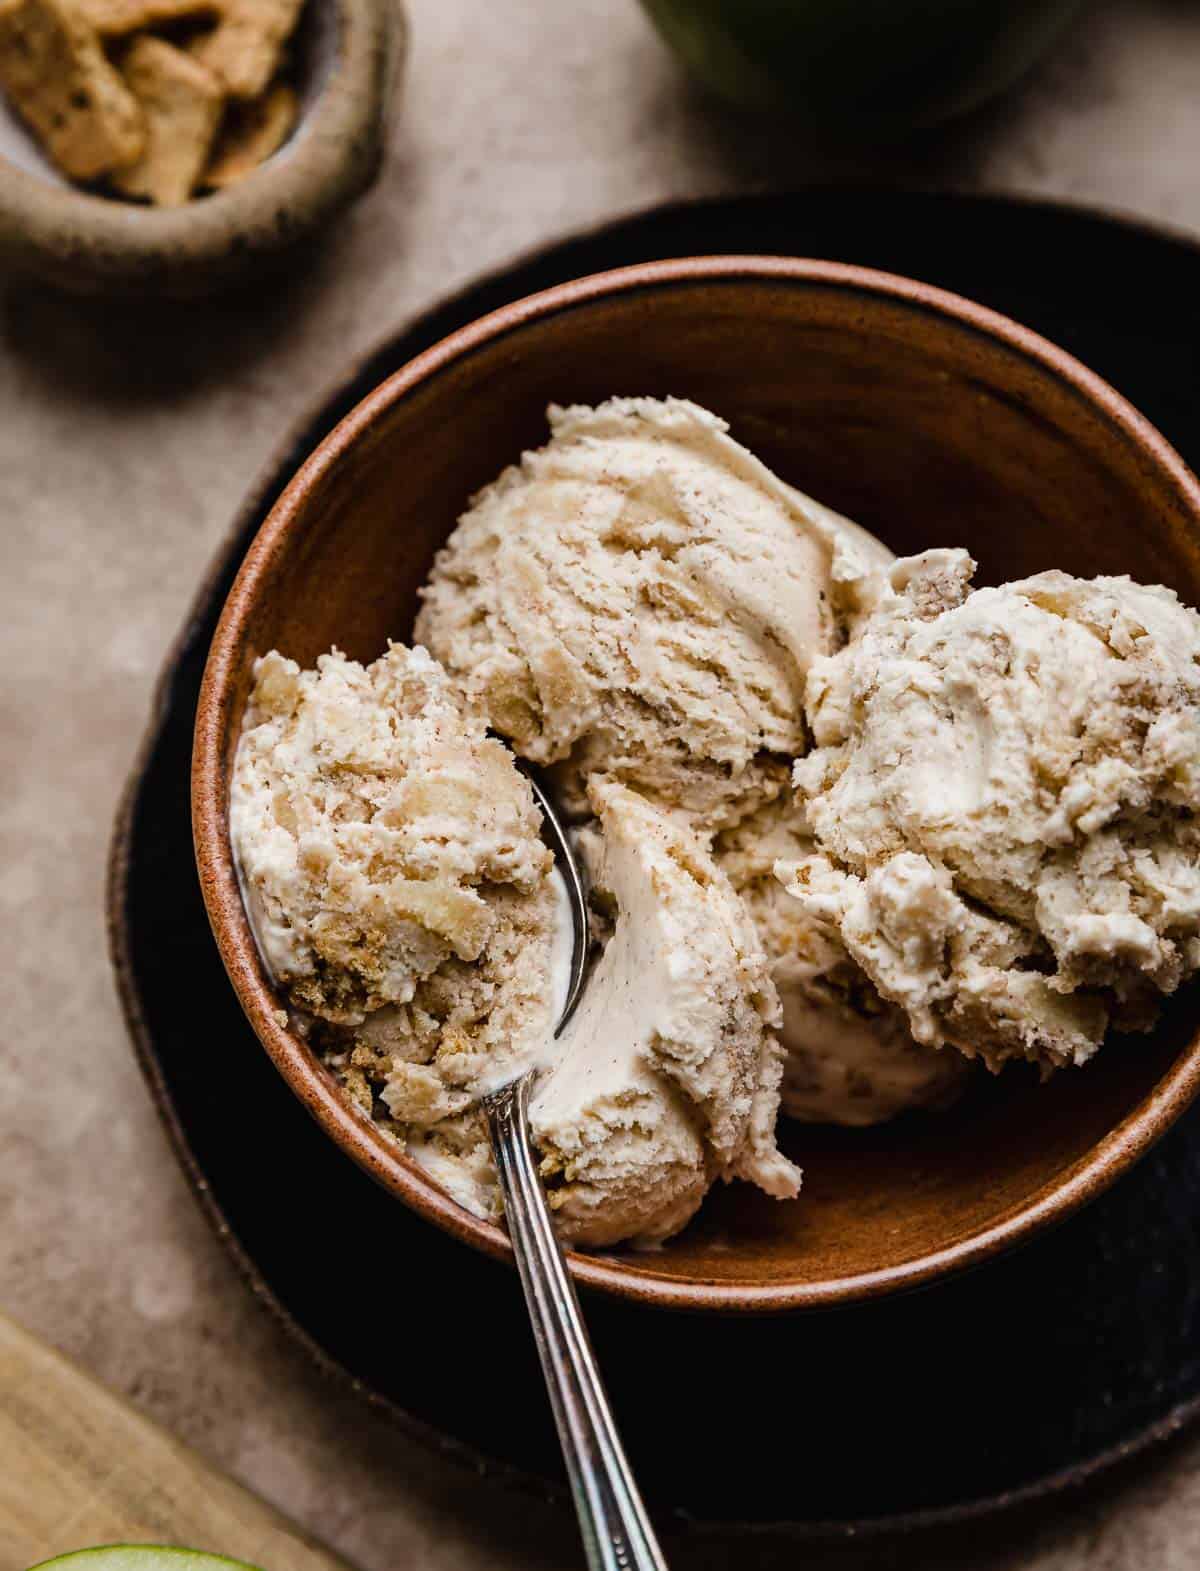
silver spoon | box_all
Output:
[483,771,669,1571]
[237,763,667,1569]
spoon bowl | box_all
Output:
[520,767,589,1041]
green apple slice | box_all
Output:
[27,1550,262,1571]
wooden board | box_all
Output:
[0,1313,349,1571]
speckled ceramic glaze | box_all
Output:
[0,0,404,295]
[193,255,1200,1312]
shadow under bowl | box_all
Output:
[193,255,1200,1311]
[0,0,403,296]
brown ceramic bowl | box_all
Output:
[193,255,1200,1312]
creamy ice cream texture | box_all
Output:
[413,781,801,1246]
[231,640,799,1247]
[780,549,1200,1071]
[716,798,969,1125]
[229,643,564,1107]
[413,393,962,1131]
[231,396,1200,1252]
[532,781,798,1244]
[416,396,882,829]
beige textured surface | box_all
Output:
[5,2,1200,1567]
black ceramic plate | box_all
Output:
[110,191,1200,1537]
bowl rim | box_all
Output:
[192,252,1200,1312]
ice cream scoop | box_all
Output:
[531,781,799,1244]
[416,396,883,829]
[229,642,556,1050]
[781,549,1200,1072]
[716,796,969,1125]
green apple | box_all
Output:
[637,0,1090,129]
[27,1550,262,1571]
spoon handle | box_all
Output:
[486,1077,670,1571]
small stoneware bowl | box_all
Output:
[0,0,403,296]
[193,256,1200,1311]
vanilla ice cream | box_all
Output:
[533,781,799,1243]
[229,644,560,1104]
[411,782,801,1246]
[232,403,1200,1251]
[416,396,883,829]
[232,644,800,1248]
[716,797,969,1125]
[780,550,1200,1071]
